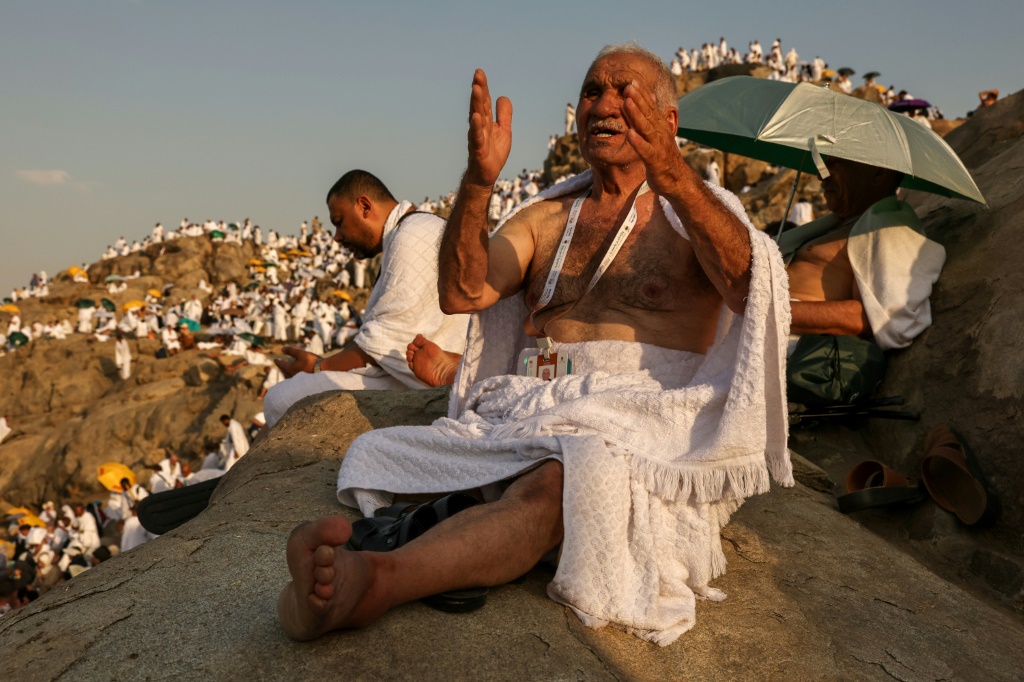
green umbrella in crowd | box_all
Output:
[239,332,264,347]
[210,230,225,239]
[101,298,117,312]
[675,76,985,239]
[7,331,29,348]
[178,318,201,332]
[76,298,96,309]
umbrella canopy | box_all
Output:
[18,513,46,528]
[287,249,311,257]
[248,258,263,266]
[67,265,86,277]
[147,288,162,298]
[888,99,932,112]
[822,69,836,78]
[332,290,353,302]
[239,332,264,346]
[263,261,278,268]
[122,300,145,311]
[98,462,136,492]
[228,222,240,230]
[676,77,985,204]
[178,318,201,332]
[863,71,881,79]
[210,230,225,239]
[838,67,855,76]
[101,298,117,312]
[76,298,96,309]
[0,304,20,314]
[105,274,124,283]
[5,506,33,518]
[874,84,887,93]
[7,331,28,347]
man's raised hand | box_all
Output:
[465,69,512,189]
[622,80,686,197]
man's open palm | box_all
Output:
[466,69,512,188]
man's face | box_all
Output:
[576,54,665,167]
[328,194,381,259]
[821,157,884,220]
[74,505,84,516]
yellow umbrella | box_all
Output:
[332,290,353,302]
[822,69,836,78]
[875,84,887,93]
[5,506,34,517]
[19,513,46,528]
[253,266,267,273]
[98,462,136,492]
[67,265,86,277]
[248,258,263,266]
[147,288,162,298]
[0,304,20,314]
[122,300,145,312]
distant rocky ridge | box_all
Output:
[1,238,276,509]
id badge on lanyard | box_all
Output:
[518,340,574,380]
[521,182,648,381]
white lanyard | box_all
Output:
[534,181,649,314]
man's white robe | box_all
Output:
[264,202,470,428]
[336,172,791,646]
[114,339,132,380]
[223,419,250,470]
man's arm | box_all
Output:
[273,339,376,378]
[790,300,871,337]
[622,81,752,313]
[439,69,533,314]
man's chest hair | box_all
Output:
[527,210,713,311]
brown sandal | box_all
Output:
[920,426,989,525]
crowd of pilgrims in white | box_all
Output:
[666,36,943,120]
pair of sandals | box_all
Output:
[345,492,490,613]
[837,425,993,525]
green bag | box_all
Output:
[786,334,887,407]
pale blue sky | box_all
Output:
[2,0,1021,295]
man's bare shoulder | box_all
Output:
[494,194,577,239]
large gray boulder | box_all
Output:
[2,388,1022,680]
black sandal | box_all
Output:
[352,493,489,613]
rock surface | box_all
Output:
[2,388,1023,681]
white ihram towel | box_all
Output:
[337,171,792,645]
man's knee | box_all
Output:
[508,460,563,510]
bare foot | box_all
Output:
[277,517,387,641]
[406,334,461,387]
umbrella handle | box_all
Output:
[777,168,803,244]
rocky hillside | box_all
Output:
[0,237,269,508]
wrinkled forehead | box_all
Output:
[581,53,658,94]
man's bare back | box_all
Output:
[513,191,723,354]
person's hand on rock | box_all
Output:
[275,346,318,378]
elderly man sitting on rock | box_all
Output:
[262,170,469,429]
[780,158,946,353]
[277,44,792,646]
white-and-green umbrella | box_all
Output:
[676,77,984,232]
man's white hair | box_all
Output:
[591,42,677,110]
